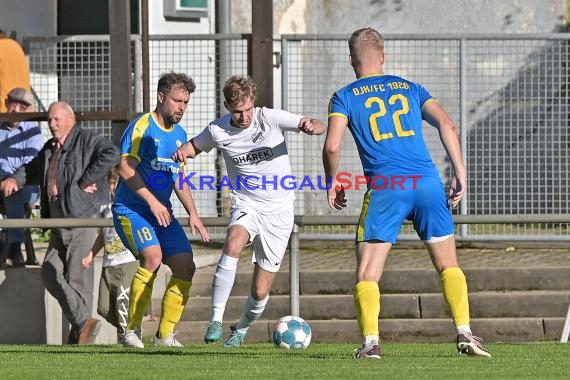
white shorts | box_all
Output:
[229,205,294,273]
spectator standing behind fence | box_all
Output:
[9,101,119,344]
[81,165,138,343]
[322,28,491,359]
[172,75,326,348]
[0,88,43,267]
[113,72,209,348]
[0,31,31,113]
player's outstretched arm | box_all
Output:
[298,117,327,135]
[172,139,203,162]
[422,100,466,207]
[323,116,348,210]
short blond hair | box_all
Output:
[348,27,384,57]
[223,76,257,108]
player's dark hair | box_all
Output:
[157,72,196,95]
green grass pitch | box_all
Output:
[1,342,568,379]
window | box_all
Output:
[163,0,209,20]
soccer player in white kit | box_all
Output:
[172,76,326,347]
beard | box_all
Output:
[166,112,182,125]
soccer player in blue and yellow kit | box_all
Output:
[113,72,209,348]
[323,28,491,359]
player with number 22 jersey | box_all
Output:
[329,74,453,243]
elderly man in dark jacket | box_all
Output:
[7,101,119,344]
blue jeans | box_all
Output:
[1,185,40,243]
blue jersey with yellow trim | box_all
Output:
[114,112,187,210]
[329,74,440,179]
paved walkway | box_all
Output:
[16,240,570,272]
[192,240,570,272]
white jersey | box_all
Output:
[193,107,302,211]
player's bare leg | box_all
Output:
[353,241,390,359]
[426,236,491,357]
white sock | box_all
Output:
[364,335,379,346]
[457,325,472,335]
[235,294,269,334]
[210,254,238,322]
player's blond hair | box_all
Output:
[348,27,384,57]
[223,75,257,108]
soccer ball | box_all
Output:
[272,315,312,349]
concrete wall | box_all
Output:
[0,260,117,345]
[0,253,220,345]
[0,267,47,343]
[0,1,567,42]
[230,0,568,35]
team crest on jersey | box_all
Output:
[251,126,265,144]
[176,140,182,147]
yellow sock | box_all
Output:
[126,267,156,331]
[441,267,470,327]
[157,277,192,338]
[354,281,380,337]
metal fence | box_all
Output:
[147,34,249,219]
[282,34,570,240]
[21,33,570,241]
[24,34,249,238]
[24,35,139,139]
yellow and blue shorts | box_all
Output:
[357,175,454,244]
[111,203,193,262]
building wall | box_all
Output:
[0,0,56,43]
[148,0,214,34]
[229,0,568,35]
[1,1,566,43]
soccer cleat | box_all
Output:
[122,328,144,348]
[457,333,492,357]
[153,331,183,347]
[204,321,223,343]
[223,325,245,348]
[353,342,382,359]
